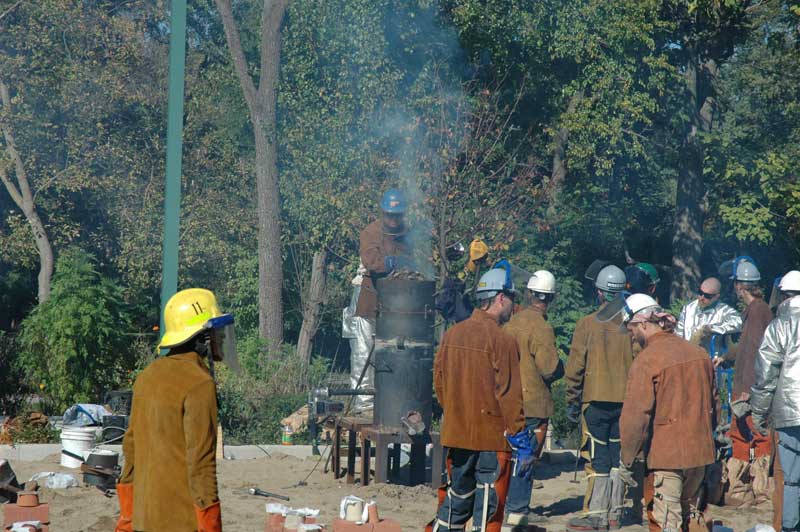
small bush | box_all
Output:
[16,248,134,413]
[217,339,330,444]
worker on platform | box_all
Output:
[427,267,533,532]
[116,288,236,532]
[565,265,634,532]
[714,258,773,506]
[750,270,800,532]
[675,277,741,346]
[351,188,413,411]
[618,294,716,532]
[503,270,564,527]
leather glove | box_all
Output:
[751,412,769,437]
[466,238,489,272]
[618,461,638,488]
[195,501,222,532]
[689,326,712,345]
[114,483,134,532]
[730,398,751,419]
[506,428,536,479]
[566,403,581,424]
[714,423,732,449]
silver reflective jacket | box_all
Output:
[675,299,742,341]
[751,296,800,428]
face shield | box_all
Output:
[206,314,241,373]
[595,291,630,325]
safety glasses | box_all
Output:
[697,290,719,299]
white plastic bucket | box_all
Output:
[60,427,96,468]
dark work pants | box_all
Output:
[427,448,512,532]
[505,417,545,514]
[584,402,622,474]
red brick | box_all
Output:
[332,518,401,532]
[3,502,49,527]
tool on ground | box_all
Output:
[249,487,290,501]
[570,448,581,484]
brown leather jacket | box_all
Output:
[355,219,410,319]
[434,309,526,451]
[504,307,563,418]
[722,298,773,397]
[565,307,634,405]
[620,332,716,470]
[120,352,219,531]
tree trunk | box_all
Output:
[671,57,715,303]
[296,250,327,382]
[215,0,288,345]
[0,78,54,303]
[547,89,583,219]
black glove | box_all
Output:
[566,403,581,424]
[618,461,638,488]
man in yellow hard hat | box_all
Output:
[115,288,237,532]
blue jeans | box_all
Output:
[430,448,512,531]
[505,417,543,515]
[778,426,800,531]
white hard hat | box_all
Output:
[780,270,800,292]
[527,270,556,294]
[621,293,659,325]
[476,268,516,301]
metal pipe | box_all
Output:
[159,0,188,341]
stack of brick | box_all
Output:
[3,490,49,532]
[265,512,322,532]
[332,502,401,532]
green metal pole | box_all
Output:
[159,0,188,342]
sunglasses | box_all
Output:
[697,290,719,299]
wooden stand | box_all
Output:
[360,426,443,487]
[330,416,373,484]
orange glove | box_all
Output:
[195,501,222,532]
[114,483,134,532]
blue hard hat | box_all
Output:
[380,188,406,214]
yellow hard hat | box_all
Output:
[158,288,224,349]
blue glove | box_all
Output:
[506,428,536,479]
[567,403,581,424]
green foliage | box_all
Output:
[16,248,134,413]
[216,347,329,444]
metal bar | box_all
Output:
[159,0,188,339]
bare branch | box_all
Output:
[0,0,23,22]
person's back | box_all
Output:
[435,308,522,451]
[624,332,715,470]
[566,309,633,405]
[123,352,218,531]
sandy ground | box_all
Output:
[4,450,775,531]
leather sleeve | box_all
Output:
[359,225,388,274]
[183,379,220,509]
[620,357,655,466]
[119,400,136,484]
[493,335,525,435]
[533,322,562,384]
[434,341,446,407]
[564,317,589,405]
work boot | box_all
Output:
[567,476,611,532]
[502,511,547,531]
[608,469,625,530]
